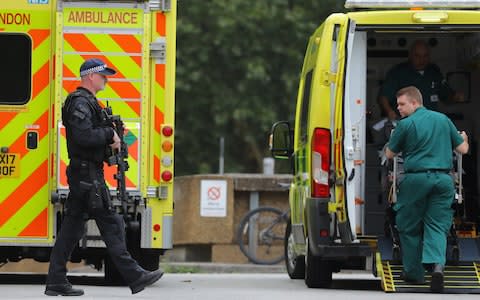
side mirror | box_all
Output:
[269,121,293,159]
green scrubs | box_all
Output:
[388,107,464,281]
[380,62,453,113]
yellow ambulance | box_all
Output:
[0,0,175,282]
[271,0,480,292]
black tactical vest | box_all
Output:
[62,87,110,163]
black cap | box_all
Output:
[79,58,116,77]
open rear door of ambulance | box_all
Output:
[326,14,358,243]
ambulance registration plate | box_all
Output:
[0,153,20,178]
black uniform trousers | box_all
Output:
[46,162,145,286]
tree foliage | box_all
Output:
[175,1,345,175]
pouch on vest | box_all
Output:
[79,180,104,214]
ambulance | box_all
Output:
[271,0,480,292]
[0,0,176,282]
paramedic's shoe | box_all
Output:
[130,269,164,294]
[45,283,84,296]
[430,264,444,293]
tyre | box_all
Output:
[304,238,332,288]
[237,207,287,265]
[137,249,161,271]
[285,220,305,279]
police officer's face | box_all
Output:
[92,73,107,92]
[411,44,430,71]
[397,95,417,117]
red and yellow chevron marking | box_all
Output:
[0,24,52,239]
[19,208,48,237]
[62,26,143,119]
[58,123,140,190]
[0,112,17,131]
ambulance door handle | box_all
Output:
[26,131,38,149]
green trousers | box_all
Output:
[394,172,454,281]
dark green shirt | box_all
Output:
[388,107,463,172]
[380,62,453,113]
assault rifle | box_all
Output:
[103,105,130,219]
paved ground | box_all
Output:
[2,261,480,299]
[2,272,480,300]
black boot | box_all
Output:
[430,264,444,293]
[130,269,164,294]
[45,283,84,296]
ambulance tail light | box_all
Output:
[162,170,172,182]
[311,128,331,198]
[162,126,173,137]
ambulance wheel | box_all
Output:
[285,220,305,279]
[304,238,332,288]
[138,249,160,271]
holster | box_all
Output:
[79,180,104,214]
[75,159,112,214]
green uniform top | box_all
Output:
[388,107,463,172]
[380,62,453,112]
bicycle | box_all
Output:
[236,206,289,265]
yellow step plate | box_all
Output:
[379,260,480,293]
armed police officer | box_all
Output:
[385,86,469,293]
[45,59,163,296]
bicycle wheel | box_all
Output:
[236,206,288,265]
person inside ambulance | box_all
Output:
[385,86,469,293]
[45,58,163,296]
[378,39,464,120]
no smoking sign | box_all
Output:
[200,180,227,217]
[207,186,221,201]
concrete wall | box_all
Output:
[172,174,291,263]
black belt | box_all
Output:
[69,157,102,169]
[405,169,450,174]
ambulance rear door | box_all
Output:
[323,14,357,243]
[56,1,145,194]
[0,0,55,245]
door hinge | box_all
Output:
[149,0,171,12]
[321,70,337,86]
[150,37,166,63]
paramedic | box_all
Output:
[45,58,163,296]
[385,86,468,292]
[378,39,463,120]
